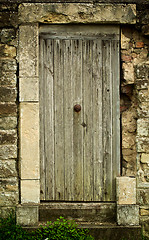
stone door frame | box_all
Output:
[17,3,136,225]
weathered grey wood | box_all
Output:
[63,40,74,200]
[83,40,94,201]
[111,40,120,195]
[72,39,84,201]
[40,25,120,202]
[92,39,103,201]
[54,39,65,200]
[45,39,55,200]
[102,40,113,201]
[39,38,46,200]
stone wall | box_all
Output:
[0,4,19,216]
[0,1,149,237]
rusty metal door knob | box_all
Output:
[74,104,81,112]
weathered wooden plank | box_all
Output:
[111,40,120,200]
[63,40,74,201]
[92,39,103,201]
[54,39,65,200]
[83,40,94,201]
[102,40,113,201]
[44,39,55,200]
[39,38,46,200]
[72,39,84,201]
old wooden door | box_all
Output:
[39,25,120,202]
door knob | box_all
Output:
[74,104,81,112]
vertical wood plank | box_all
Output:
[54,39,65,200]
[63,40,74,200]
[102,40,113,201]
[45,39,55,200]
[111,40,120,200]
[72,39,84,201]
[92,39,103,201]
[83,40,94,201]
[39,38,46,200]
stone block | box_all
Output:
[135,64,149,80]
[0,10,18,28]
[117,205,139,226]
[0,207,16,218]
[0,130,17,145]
[0,28,16,44]
[140,208,149,216]
[138,90,149,102]
[19,24,39,77]
[0,59,17,72]
[0,160,17,177]
[137,137,149,153]
[0,178,18,192]
[136,80,148,90]
[0,117,17,130]
[137,189,149,205]
[20,103,39,179]
[16,205,38,226]
[0,72,16,87]
[19,3,136,24]
[137,119,149,137]
[19,78,39,102]
[122,62,134,84]
[0,87,16,102]
[0,145,17,159]
[141,154,149,164]
[21,180,40,204]
[116,177,136,205]
[0,44,16,58]
[138,102,149,118]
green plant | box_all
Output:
[0,214,94,240]
[32,216,94,240]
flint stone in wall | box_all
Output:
[0,87,16,102]
[0,207,16,218]
[0,130,17,145]
[0,103,17,117]
[140,217,149,239]
[0,10,18,28]
[0,59,17,72]
[136,80,148,90]
[138,102,149,118]
[135,63,149,80]
[0,145,17,159]
[0,28,16,44]
[137,189,149,205]
[137,137,149,153]
[117,205,139,225]
[18,3,136,24]
[0,117,17,130]
[0,192,18,206]
[122,62,134,84]
[140,208,149,216]
[0,160,17,177]
[0,72,16,87]
[137,119,149,137]
[0,44,16,58]
[138,90,149,102]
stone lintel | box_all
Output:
[19,3,136,25]
[116,177,136,205]
[19,77,39,102]
[16,205,39,225]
